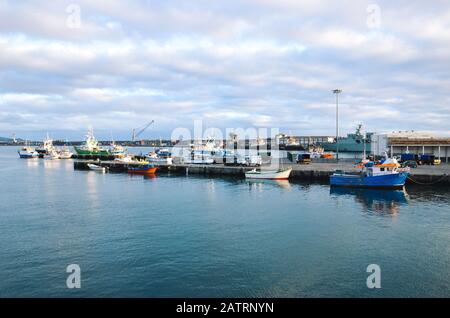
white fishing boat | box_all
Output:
[58,146,73,159]
[36,133,55,155]
[87,163,106,172]
[245,167,292,180]
[110,141,127,157]
[48,149,60,159]
[114,155,134,163]
[146,148,173,164]
[183,150,214,164]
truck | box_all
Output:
[296,153,311,164]
[419,154,440,165]
[400,153,419,163]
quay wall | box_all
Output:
[73,161,450,185]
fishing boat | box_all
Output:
[18,145,39,158]
[58,146,73,159]
[48,149,60,159]
[87,163,106,172]
[36,133,55,155]
[183,150,214,164]
[109,141,127,157]
[146,148,173,164]
[330,156,409,189]
[127,164,157,174]
[74,128,110,156]
[245,167,292,180]
[114,155,134,163]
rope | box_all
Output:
[407,174,448,185]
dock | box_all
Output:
[73,160,450,185]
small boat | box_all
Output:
[87,163,106,172]
[330,156,409,189]
[18,146,39,159]
[245,167,292,180]
[128,164,158,174]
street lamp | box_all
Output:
[333,89,342,161]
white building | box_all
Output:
[371,131,450,162]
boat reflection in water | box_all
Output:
[330,187,409,215]
[246,179,292,191]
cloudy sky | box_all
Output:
[1,0,450,140]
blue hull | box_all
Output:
[330,172,409,189]
[18,153,38,159]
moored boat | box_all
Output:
[87,163,106,172]
[58,146,73,159]
[18,146,39,159]
[110,141,127,157]
[128,164,158,174]
[330,156,409,189]
[36,133,55,155]
[245,167,292,180]
[74,128,110,156]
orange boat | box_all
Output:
[128,164,157,174]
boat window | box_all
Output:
[380,167,385,171]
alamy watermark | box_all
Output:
[66,264,81,289]
[366,264,381,289]
[66,4,81,29]
[367,4,381,29]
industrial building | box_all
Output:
[371,131,450,163]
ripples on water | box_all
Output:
[0,147,449,297]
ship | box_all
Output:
[74,128,110,156]
[330,156,409,189]
[321,124,373,153]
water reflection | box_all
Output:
[330,187,409,215]
[246,179,292,191]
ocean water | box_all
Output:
[0,146,449,297]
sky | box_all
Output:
[0,0,450,141]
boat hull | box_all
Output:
[74,147,110,156]
[245,168,292,180]
[330,172,409,189]
[128,165,157,174]
[87,164,106,172]
[18,153,39,159]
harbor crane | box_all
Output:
[132,120,154,142]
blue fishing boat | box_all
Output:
[330,157,409,189]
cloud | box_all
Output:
[0,0,450,139]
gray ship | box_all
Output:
[321,124,373,153]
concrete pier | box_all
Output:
[73,160,450,186]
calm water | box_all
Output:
[1,146,449,297]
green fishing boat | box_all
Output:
[74,128,110,156]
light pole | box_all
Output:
[333,89,342,162]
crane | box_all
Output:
[132,120,154,142]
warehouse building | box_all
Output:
[371,131,450,163]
